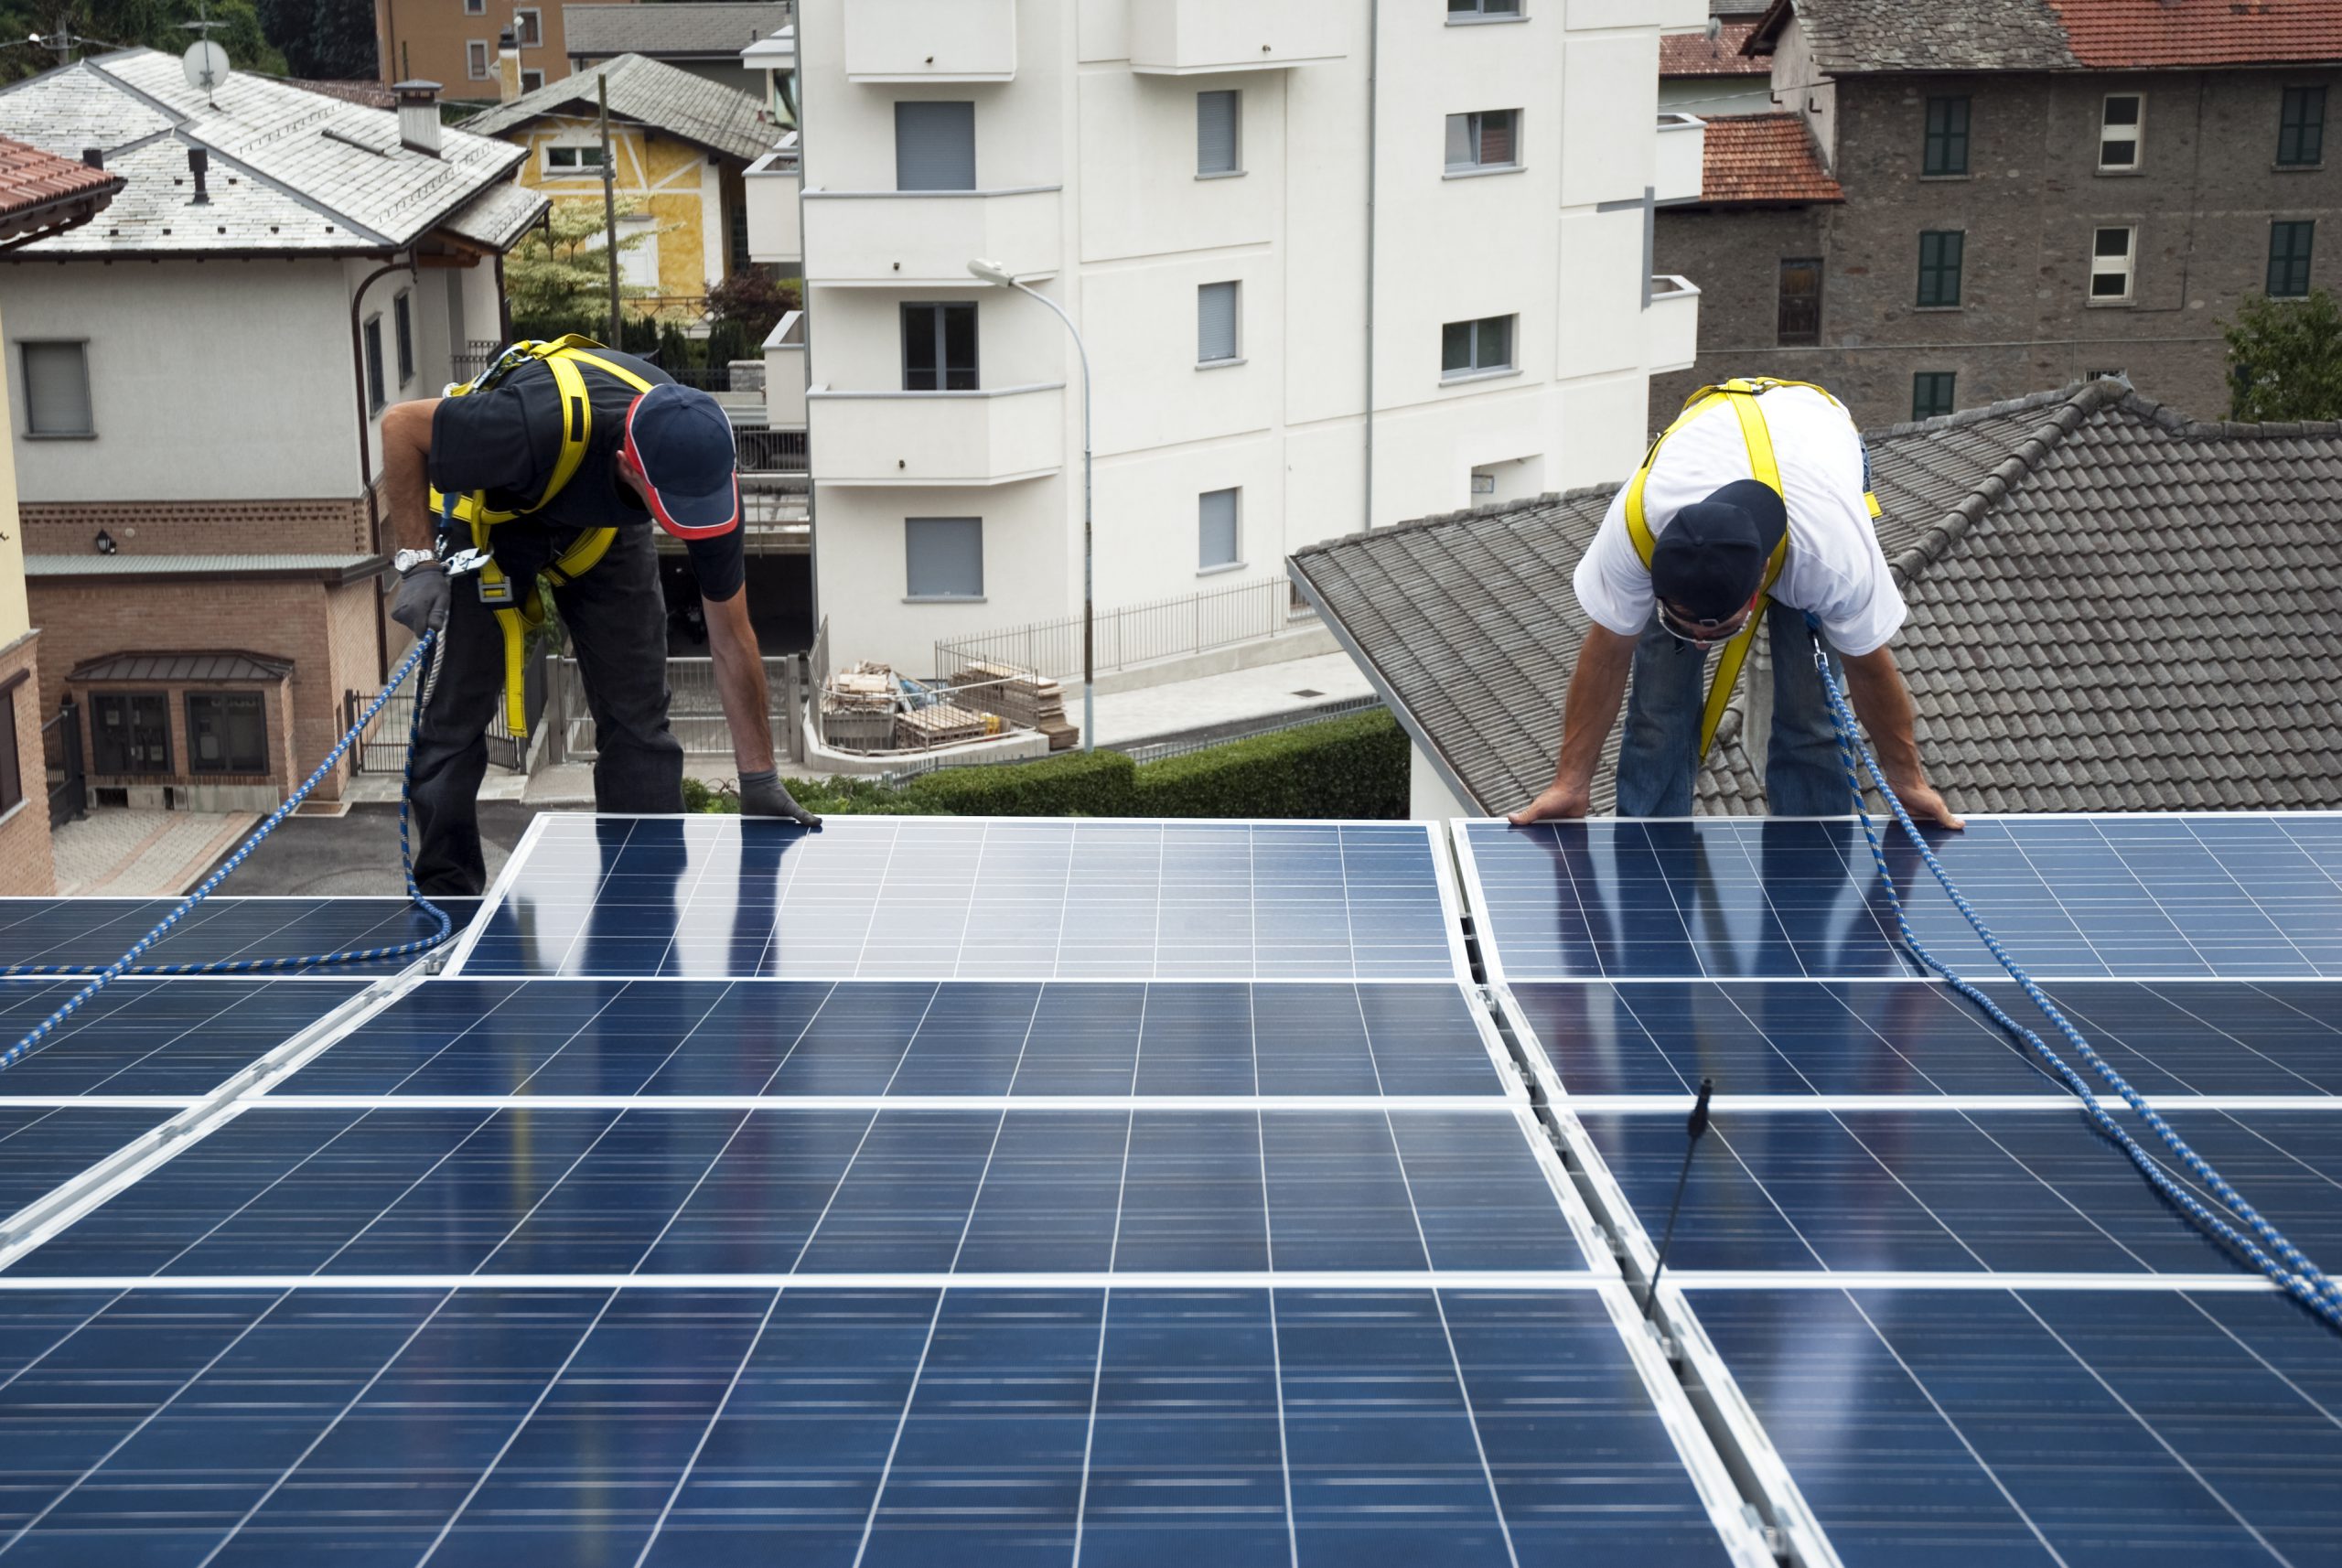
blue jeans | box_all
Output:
[1614,602,1849,817]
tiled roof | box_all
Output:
[0,51,528,255]
[1291,380,2342,816]
[564,3,792,58]
[0,134,121,242]
[439,177,548,250]
[69,650,294,682]
[2046,0,2342,69]
[1662,19,1769,76]
[284,79,396,110]
[27,553,382,580]
[459,54,772,164]
[1750,0,2341,72]
[1698,113,1842,204]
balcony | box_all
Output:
[743,136,800,264]
[801,186,1060,286]
[1649,274,1701,373]
[842,0,1016,81]
[809,381,1065,487]
[1128,0,1348,74]
[762,310,806,428]
[1655,113,1706,206]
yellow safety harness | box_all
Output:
[1623,375,1883,759]
[426,335,655,737]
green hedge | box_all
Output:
[689,708,1408,820]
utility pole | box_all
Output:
[597,73,622,348]
[52,15,70,68]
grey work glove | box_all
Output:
[739,768,822,829]
[390,562,450,639]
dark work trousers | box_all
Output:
[409,524,683,896]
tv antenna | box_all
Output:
[180,4,229,107]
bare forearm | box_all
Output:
[1840,646,1925,783]
[705,592,776,773]
[381,399,441,555]
[1552,626,1638,790]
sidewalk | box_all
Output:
[51,809,260,897]
[1088,650,1375,749]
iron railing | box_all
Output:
[348,644,543,774]
[448,338,504,384]
[552,653,804,764]
[40,701,83,824]
[934,576,1294,683]
[736,427,808,473]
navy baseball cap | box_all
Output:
[621,383,738,540]
[1650,479,1787,621]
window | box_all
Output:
[1198,90,1241,177]
[2099,93,2143,170]
[615,212,659,289]
[0,682,20,816]
[1198,281,1241,364]
[1445,109,1520,173]
[1912,371,1957,422]
[520,70,543,91]
[543,145,607,172]
[512,6,541,47]
[91,693,169,776]
[2270,220,2315,297]
[1922,95,1970,176]
[730,199,749,271]
[19,341,91,436]
[466,39,489,78]
[1199,488,1241,572]
[906,517,983,600]
[1777,257,1823,346]
[464,0,483,11]
[2280,87,2326,167]
[186,693,267,776]
[393,292,414,385]
[2088,227,2135,302]
[1441,314,1515,378]
[902,302,979,391]
[363,316,386,413]
[896,101,976,191]
[1447,0,1520,16]
[1916,230,1963,307]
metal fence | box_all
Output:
[348,645,543,774]
[448,339,503,385]
[40,701,83,824]
[552,653,805,765]
[933,576,1294,682]
[736,427,808,473]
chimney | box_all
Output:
[393,79,443,156]
[187,146,209,204]
[498,28,522,102]
[80,147,101,169]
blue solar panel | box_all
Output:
[0,1285,1732,1566]
[0,1106,170,1218]
[1695,1287,2342,1567]
[11,1106,1585,1280]
[275,979,1513,1100]
[454,817,1465,981]
[0,897,476,976]
[1460,816,2342,981]
[1575,1106,2342,1275]
[1507,978,2342,1098]
[0,979,366,1100]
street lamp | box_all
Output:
[968,257,1094,752]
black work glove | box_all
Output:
[391,563,450,639]
[739,768,822,829]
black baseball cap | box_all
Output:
[1650,479,1787,621]
[620,383,739,540]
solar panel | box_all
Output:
[1459,816,2342,982]
[451,817,1468,982]
[0,897,477,976]
[0,1106,172,1218]
[273,979,1520,1101]
[0,1284,1738,1566]
[0,979,366,1100]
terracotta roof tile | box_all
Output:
[1700,113,1843,204]
[1661,18,1769,75]
[2045,0,2342,69]
[0,134,120,217]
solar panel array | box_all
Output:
[1464,815,2342,1568]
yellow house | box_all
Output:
[465,53,777,320]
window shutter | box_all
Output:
[1199,489,1240,568]
[1198,282,1240,362]
[21,343,90,435]
[907,517,983,598]
[895,102,976,191]
[1198,91,1240,175]
[1479,110,1515,166]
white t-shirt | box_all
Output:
[1574,384,1907,656]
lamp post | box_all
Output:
[968,257,1093,752]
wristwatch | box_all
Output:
[393,548,441,575]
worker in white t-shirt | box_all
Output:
[1510,378,1962,828]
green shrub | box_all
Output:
[902,747,1136,816]
[683,774,944,815]
[1132,709,1407,819]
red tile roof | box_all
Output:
[0,134,121,220]
[1661,18,1770,75]
[2045,0,2342,68]
[1700,113,1844,204]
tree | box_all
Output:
[704,268,800,347]
[2223,289,2342,422]
[252,0,372,80]
[0,0,285,84]
[502,197,661,334]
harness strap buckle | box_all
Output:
[476,575,516,606]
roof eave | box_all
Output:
[0,182,123,253]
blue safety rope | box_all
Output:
[0,629,455,1073]
[1809,617,2342,1331]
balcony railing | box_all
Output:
[809,382,1063,487]
[1129,0,1349,75]
[1649,274,1701,373]
[745,136,801,264]
[842,0,1017,81]
[800,186,1061,286]
[1655,112,1707,206]
[934,575,1295,683]
[736,426,808,473]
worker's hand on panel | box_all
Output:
[1889,777,1964,832]
[740,769,824,830]
[1507,780,1593,826]
[390,562,450,638]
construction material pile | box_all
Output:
[946,660,1080,751]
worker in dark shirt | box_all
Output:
[380,338,817,897]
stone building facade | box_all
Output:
[1652,0,2342,432]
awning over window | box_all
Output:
[68,651,293,684]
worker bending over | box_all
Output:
[1511,378,1961,829]
[381,337,818,897]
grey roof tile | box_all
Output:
[458,53,772,164]
[564,3,791,58]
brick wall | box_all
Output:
[20,496,376,558]
[1656,68,2342,432]
[0,631,55,896]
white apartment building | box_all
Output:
[769,0,1705,676]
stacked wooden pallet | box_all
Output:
[820,662,897,751]
[950,660,1080,750]
[895,703,996,749]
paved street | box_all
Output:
[198,801,542,897]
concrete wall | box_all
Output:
[375,0,615,92]
[1654,67,2342,431]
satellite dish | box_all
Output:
[182,39,230,97]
